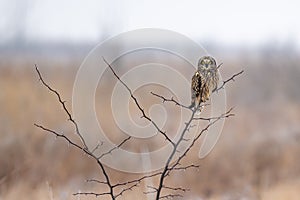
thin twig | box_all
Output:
[114,182,140,198]
[35,65,88,149]
[91,141,104,154]
[216,62,223,70]
[97,136,131,160]
[86,179,107,185]
[160,194,183,199]
[34,66,116,199]
[102,58,175,146]
[112,171,163,189]
[163,186,189,192]
[155,104,200,199]
[35,60,243,200]
[170,164,200,171]
[73,192,111,197]
[34,124,116,199]
[215,70,244,92]
[34,124,84,151]
[167,108,235,175]
[150,92,190,109]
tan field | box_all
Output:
[0,49,300,200]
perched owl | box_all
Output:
[190,56,219,113]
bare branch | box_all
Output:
[35,65,88,149]
[115,182,140,198]
[215,70,244,92]
[73,192,111,197]
[155,104,200,199]
[97,136,131,160]
[150,92,191,109]
[35,59,243,200]
[193,108,235,121]
[186,124,197,132]
[34,66,116,199]
[144,186,158,194]
[160,194,183,199]
[91,141,104,154]
[216,62,223,70]
[170,164,200,171]
[163,186,190,192]
[112,171,163,189]
[34,124,116,199]
[101,62,244,200]
[34,123,85,151]
[103,58,175,146]
[86,179,107,185]
[167,107,235,175]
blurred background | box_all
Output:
[1,0,300,199]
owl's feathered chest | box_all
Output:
[199,68,216,80]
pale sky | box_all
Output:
[0,0,299,46]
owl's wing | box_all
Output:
[189,72,199,108]
[189,71,204,109]
[191,72,203,98]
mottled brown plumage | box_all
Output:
[190,56,219,113]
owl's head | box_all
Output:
[198,56,217,70]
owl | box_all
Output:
[190,56,219,113]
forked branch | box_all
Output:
[35,66,131,200]
[103,57,175,146]
[215,70,244,92]
[102,59,242,199]
[34,59,243,200]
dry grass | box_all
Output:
[0,54,300,199]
